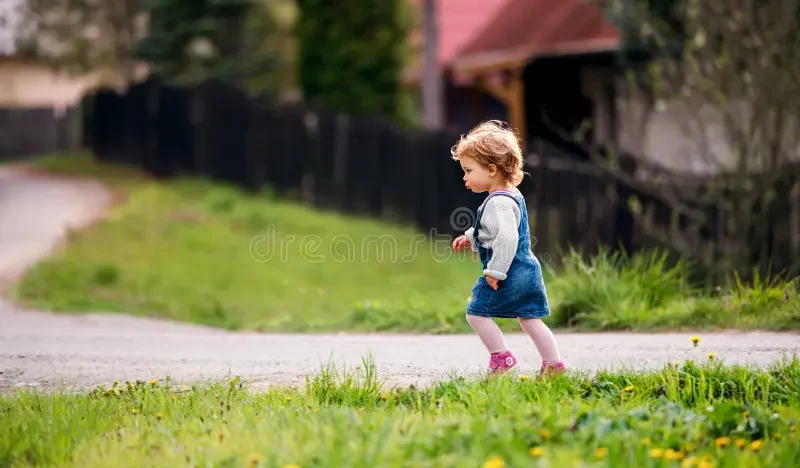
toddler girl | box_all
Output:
[451,120,567,376]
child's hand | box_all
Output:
[485,275,500,290]
[452,235,471,252]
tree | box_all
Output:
[241,0,299,101]
[581,0,800,282]
[296,0,417,126]
[134,0,291,99]
[13,0,147,87]
[134,0,249,88]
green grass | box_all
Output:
[9,152,800,333]
[2,357,799,467]
[545,249,800,332]
[12,153,480,332]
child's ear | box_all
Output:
[487,164,498,177]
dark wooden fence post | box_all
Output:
[332,113,350,211]
[189,83,211,177]
[367,119,383,217]
[300,109,319,205]
[612,153,636,256]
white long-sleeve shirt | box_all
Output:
[464,190,522,281]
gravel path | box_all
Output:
[1,165,798,393]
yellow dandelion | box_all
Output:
[690,336,701,347]
[282,465,300,468]
[285,396,292,402]
[529,446,543,457]
[671,361,681,368]
[380,393,388,401]
[683,442,696,452]
[750,440,764,451]
[131,408,139,415]
[539,429,551,439]
[649,448,664,459]
[714,437,729,448]
[698,462,713,468]
[594,447,608,458]
[148,379,158,386]
[772,432,782,441]
[640,437,651,446]
[624,385,635,392]
[155,412,164,421]
[312,408,319,413]
[180,385,190,392]
[734,438,746,449]
[664,449,684,460]
[357,407,365,412]
[681,457,696,468]
[707,352,716,360]
[482,455,505,468]
[519,374,529,381]
[171,395,176,402]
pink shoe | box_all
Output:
[489,351,518,375]
[539,361,567,377]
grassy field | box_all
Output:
[2,356,799,467]
[8,152,800,333]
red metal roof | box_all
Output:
[451,0,621,73]
[405,0,510,82]
[433,0,511,65]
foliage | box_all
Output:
[1,357,799,466]
[603,0,688,65]
[134,0,290,98]
[241,0,299,100]
[296,0,417,127]
[581,0,800,283]
[134,0,251,85]
[12,0,146,86]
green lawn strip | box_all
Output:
[9,152,800,333]
[1,358,799,467]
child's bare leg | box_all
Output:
[466,314,507,354]
[518,318,562,365]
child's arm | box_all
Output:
[464,227,479,251]
[481,197,521,281]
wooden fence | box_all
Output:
[85,77,487,237]
[80,76,800,279]
[0,106,82,161]
[525,137,800,279]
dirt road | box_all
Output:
[1,165,798,392]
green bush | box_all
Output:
[296,0,416,126]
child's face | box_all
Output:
[459,156,496,193]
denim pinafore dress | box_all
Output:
[466,189,551,319]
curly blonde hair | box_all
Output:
[450,120,526,186]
